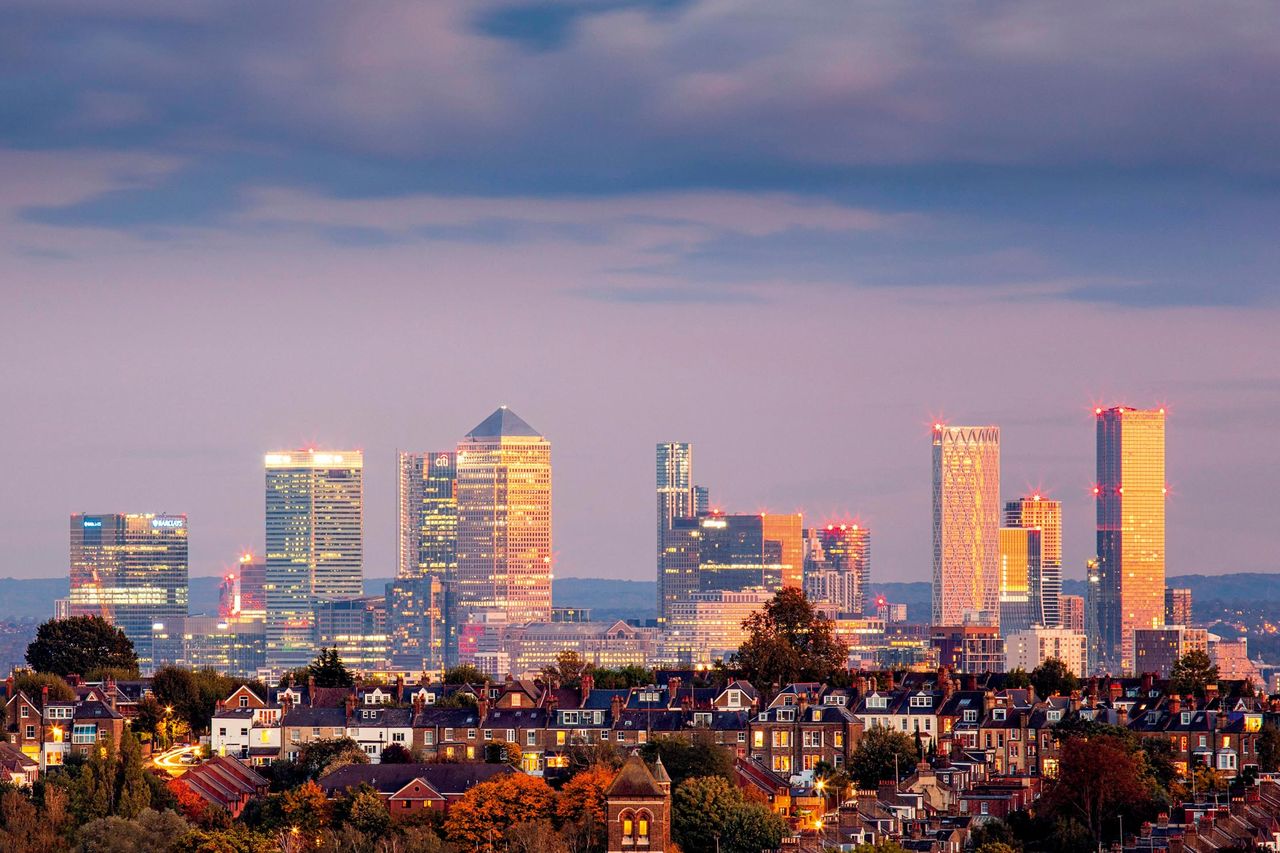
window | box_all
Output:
[467,729,476,740]
[772,731,791,748]
[72,724,97,744]
[527,731,537,746]
[910,695,932,708]
[483,730,493,741]
[868,696,888,709]
[20,707,28,719]
[980,802,989,815]
[511,694,522,707]
[26,725,36,739]
[312,728,321,737]
[617,732,625,742]
[772,755,792,773]
[753,731,764,748]
[803,731,822,748]
[1182,712,1192,725]
[393,732,406,743]
[738,732,746,743]
[563,711,579,725]
[834,732,844,747]
[443,728,453,741]
[466,746,475,760]
[993,709,1006,721]
[239,696,249,708]
[218,727,227,737]
[557,731,566,746]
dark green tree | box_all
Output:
[115,731,151,818]
[151,667,203,732]
[308,648,354,688]
[1030,658,1079,698]
[443,665,486,684]
[1170,650,1219,698]
[12,671,77,702]
[720,801,787,853]
[379,743,414,764]
[730,587,849,688]
[25,616,138,678]
[848,726,919,788]
[541,650,588,688]
[639,735,735,788]
[1259,722,1280,773]
[297,738,368,779]
[589,666,654,689]
[1005,668,1032,689]
[670,776,743,853]
[72,734,117,821]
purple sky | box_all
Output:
[2,2,1279,584]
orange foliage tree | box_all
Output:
[282,780,331,832]
[555,765,613,851]
[445,773,557,851]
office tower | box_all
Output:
[930,625,1004,674]
[151,617,266,678]
[1059,594,1085,632]
[1165,587,1192,626]
[932,424,1001,627]
[658,516,703,625]
[313,596,390,673]
[1093,406,1166,673]
[692,486,711,516]
[70,513,190,672]
[697,512,803,594]
[661,589,775,666]
[1005,496,1062,627]
[1134,626,1207,678]
[456,407,552,625]
[656,443,694,624]
[1004,627,1088,678]
[997,527,1041,635]
[1084,558,1101,673]
[394,451,458,669]
[220,552,266,621]
[264,450,364,672]
[803,523,871,615]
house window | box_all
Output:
[557,731,566,746]
[738,732,746,743]
[26,725,36,739]
[964,710,978,722]
[980,802,989,815]
[466,746,475,760]
[467,729,476,740]
[511,694,522,707]
[239,696,249,708]
[218,727,227,737]
[638,816,649,840]
[772,731,791,748]
[312,728,320,737]
[483,730,492,741]
[834,732,844,747]
[563,711,579,725]
[21,707,28,718]
[393,732,406,743]
[617,732,625,742]
[527,731,537,746]
[753,731,764,748]
[772,755,791,773]
[506,730,515,742]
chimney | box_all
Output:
[857,677,869,696]
[1168,695,1181,716]
[1069,690,1082,713]
[41,684,49,707]
[1186,694,1197,712]
[964,674,978,691]
[886,671,896,691]
[395,675,404,704]
[1117,706,1129,727]
[413,692,425,716]
[4,675,12,699]
[105,676,117,713]
[1142,672,1155,693]
[1109,681,1123,703]
[344,693,356,724]
[1157,813,1169,829]
[581,673,594,705]
[216,699,225,713]
[308,676,316,707]
[611,693,624,721]
[477,694,490,721]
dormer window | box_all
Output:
[511,694,522,707]
[1046,710,1062,722]
[910,695,932,708]
[729,690,741,706]
[868,696,888,709]
[1181,712,1192,725]
[694,713,712,726]
[993,709,1006,721]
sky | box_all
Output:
[2,1,1279,586]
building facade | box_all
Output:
[997,527,1041,635]
[1134,626,1208,678]
[1004,496,1062,627]
[662,589,774,665]
[804,524,871,616]
[1059,595,1085,633]
[932,425,1001,626]
[1094,407,1166,673]
[313,596,390,673]
[69,513,189,672]
[1003,628,1088,676]
[1166,587,1193,626]
[456,408,552,626]
[697,512,803,594]
[394,451,457,670]
[656,442,693,625]
[265,450,364,673]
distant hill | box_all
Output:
[2,572,1275,624]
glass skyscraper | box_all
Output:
[393,451,458,670]
[456,408,552,625]
[696,512,803,594]
[803,523,871,615]
[656,442,694,625]
[69,513,189,673]
[1094,406,1166,674]
[932,424,1001,626]
[997,526,1041,635]
[264,450,363,673]
[1004,495,1062,627]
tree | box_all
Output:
[308,648,354,689]
[12,671,77,703]
[556,765,613,852]
[1005,668,1032,689]
[1171,650,1220,698]
[76,809,191,853]
[25,616,138,678]
[505,821,570,853]
[976,844,1019,853]
[589,666,654,690]
[640,735,734,788]
[542,651,588,688]
[444,774,556,851]
[851,843,909,853]
[282,780,330,832]
[115,730,151,818]
[297,738,368,780]
[1031,658,1079,698]
[73,734,117,821]
[672,776,742,853]
[379,743,413,764]
[133,697,166,746]
[152,667,203,735]
[169,779,212,825]
[443,665,486,684]
[345,787,391,837]
[720,801,787,853]
[1259,722,1280,773]
[848,726,919,788]
[1038,735,1154,844]
[731,588,849,687]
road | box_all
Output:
[151,744,202,777]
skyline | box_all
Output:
[3,3,1278,587]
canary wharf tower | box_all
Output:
[932,424,1001,627]
[456,408,552,625]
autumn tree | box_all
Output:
[1030,658,1079,698]
[731,587,848,687]
[308,648,355,688]
[25,615,139,678]
[1171,650,1220,698]
[556,765,614,851]
[169,779,211,825]
[1038,735,1154,844]
[282,780,330,832]
[344,787,391,838]
[444,773,556,852]
[505,820,570,853]
[848,726,919,788]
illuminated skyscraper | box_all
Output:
[657,442,694,624]
[456,408,552,625]
[931,424,1001,627]
[70,513,189,672]
[393,451,458,669]
[1059,594,1085,632]
[803,523,871,615]
[697,512,803,594]
[1093,406,1166,673]
[997,526,1041,635]
[1004,495,1062,627]
[265,450,364,672]
[692,485,711,515]
[1165,587,1192,626]
[219,552,266,621]
[659,516,703,625]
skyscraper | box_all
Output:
[697,512,803,594]
[1004,495,1062,627]
[70,513,189,672]
[1093,406,1166,673]
[803,523,871,615]
[393,451,458,670]
[219,551,266,621]
[265,450,364,672]
[656,442,694,624]
[997,526,1041,635]
[658,516,703,626]
[932,424,1001,626]
[1165,587,1192,626]
[456,407,552,625]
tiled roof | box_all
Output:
[318,762,514,797]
